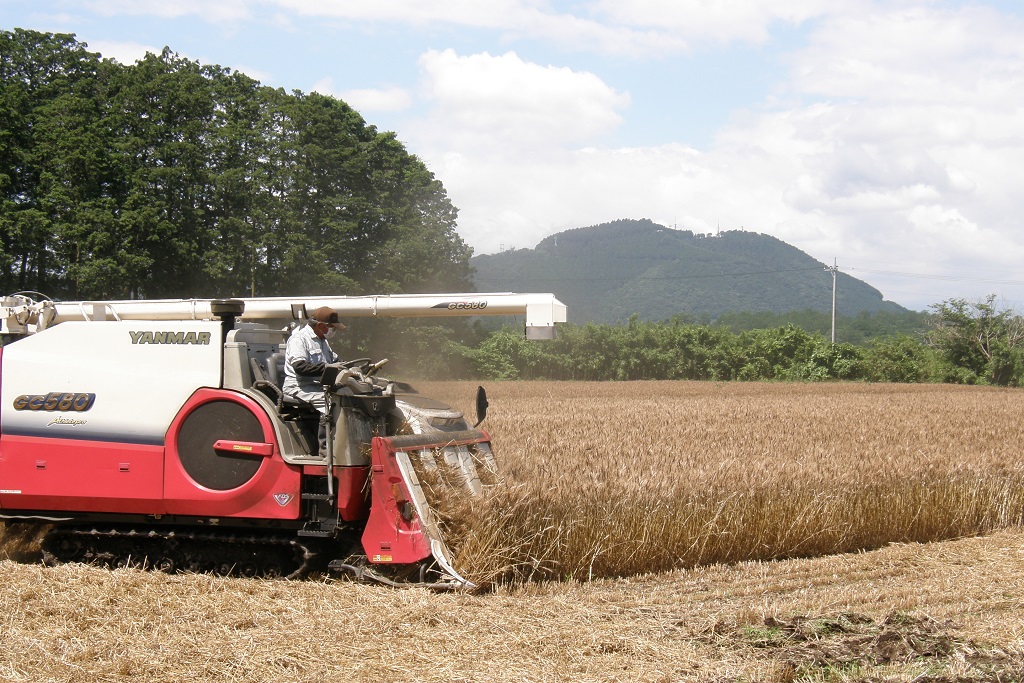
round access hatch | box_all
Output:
[176,400,265,491]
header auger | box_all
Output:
[0,292,566,589]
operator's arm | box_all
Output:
[290,358,325,376]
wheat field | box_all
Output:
[418,382,1024,587]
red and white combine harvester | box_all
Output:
[0,292,566,588]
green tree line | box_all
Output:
[384,296,1023,386]
[715,308,931,345]
[1,29,472,300]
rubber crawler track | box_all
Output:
[39,525,468,589]
[40,525,322,580]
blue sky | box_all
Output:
[4,0,1024,311]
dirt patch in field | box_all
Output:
[702,612,1023,682]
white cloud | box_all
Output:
[65,1,841,58]
[82,0,251,22]
[793,5,1024,106]
[590,0,845,45]
[309,77,339,98]
[339,86,413,113]
[229,63,274,84]
[770,6,1024,271]
[155,0,684,56]
[270,0,532,25]
[404,49,635,250]
[312,78,413,112]
[413,49,629,152]
[86,39,158,64]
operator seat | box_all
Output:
[250,351,315,418]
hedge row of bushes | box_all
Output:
[359,297,1024,386]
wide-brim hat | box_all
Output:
[310,306,346,330]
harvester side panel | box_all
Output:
[0,321,223,444]
[0,435,164,514]
[162,388,302,520]
[0,321,222,514]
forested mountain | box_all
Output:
[471,219,909,323]
[0,29,471,300]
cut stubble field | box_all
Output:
[2,381,1023,682]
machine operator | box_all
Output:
[282,305,345,455]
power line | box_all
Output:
[847,267,1024,287]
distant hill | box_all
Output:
[470,219,908,324]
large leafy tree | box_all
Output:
[0,29,113,297]
[927,295,1024,385]
[102,49,218,298]
[0,29,474,300]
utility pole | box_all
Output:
[825,258,838,344]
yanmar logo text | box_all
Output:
[130,330,212,345]
[431,300,488,311]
